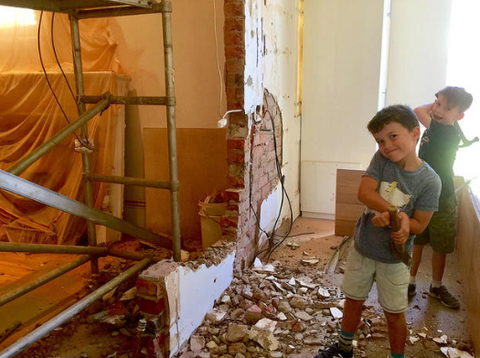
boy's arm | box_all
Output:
[357,176,390,213]
[407,209,434,234]
[358,176,434,244]
[414,103,434,129]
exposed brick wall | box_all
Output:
[223,89,283,269]
[136,272,169,357]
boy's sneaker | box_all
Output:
[314,343,353,358]
[428,285,459,309]
[408,283,416,297]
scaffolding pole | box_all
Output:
[0,258,151,358]
[0,255,91,308]
[69,14,99,273]
[162,0,181,262]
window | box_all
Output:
[447,0,480,197]
[0,6,36,27]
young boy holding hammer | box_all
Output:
[314,105,441,358]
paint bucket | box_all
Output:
[199,211,223,249]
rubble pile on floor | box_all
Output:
[176,259,475,358]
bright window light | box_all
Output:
[0,6,36,27]
[447,0,480,194]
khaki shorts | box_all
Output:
[414,194,457,254]
[341,247,409,314]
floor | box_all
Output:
[269,217,473,357]
[0,216,474,357]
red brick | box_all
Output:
[137,297,166,316]
[224,31,244,47]
[136,278,164,300]
[225,46,245,59]
[225,3,245,17]
[227,138,246,150]
[225,18,244,33]
[226,58,245,73]
[227,149,246,163]
[221,216,238,228]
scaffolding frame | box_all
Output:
[0,1,180,356]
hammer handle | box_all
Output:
[388,205,401,231]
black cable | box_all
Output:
[38,11,82,143]
[51,13,78,107]
[251,105,294,261]
[265,107,294,262]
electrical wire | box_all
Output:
[252,106,294,262]
[38,11,82,143]
[51,13,77,107]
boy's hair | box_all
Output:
[436,86,473,113]
[367,104,419,134]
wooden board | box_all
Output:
[334,168,365,237]
[143,128,228,241]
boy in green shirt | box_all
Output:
[408,86,473,309]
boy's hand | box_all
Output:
[390,211,410,245]
[371,211,391,228]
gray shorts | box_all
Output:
[341,247,409,314]
[414,194,457,254]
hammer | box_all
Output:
[388,205,412,266]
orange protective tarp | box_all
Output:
[0,10,125,244]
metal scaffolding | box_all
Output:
[0,1,181,356]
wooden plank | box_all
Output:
[334,169,365,237]
[143,128,228,241]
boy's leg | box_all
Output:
[410,244,424,277]
[432,250,446,282]
[426,194,459,308]
[375,260,409,356]
[314,248,373,358]
[408,244,425,296]
[384,311,407,356]
[313,298,364,357]
[341,297,364,333]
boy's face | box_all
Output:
[431,94,465,125]
[373,122,420,167]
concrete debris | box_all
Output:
[286,241,300,249]
[329,307,343,319]
[301,257,320,265]
[119,286,137,301]
[169,248,474,358]
[440,347,475,358]
[434,335,449,345]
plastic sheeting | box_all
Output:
[0,10,125,244]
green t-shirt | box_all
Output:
[418,120,460,197]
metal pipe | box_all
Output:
[0,258,151,358]
[76,2,170,19]
[81,95,175,106]
[162,0,181,262]
[70,14,99,274]
[0,242,164,262]
[0,170,173,250]
[0,242,108,255]
[6,98,109,176]
[0,255,90,308]
[84,174,174,190]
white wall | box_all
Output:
[261,0,302,221]
[301,0,385,218]
[301,0,453,218]
[386,0,452,106]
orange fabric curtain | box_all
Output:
[0,10,125,244]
